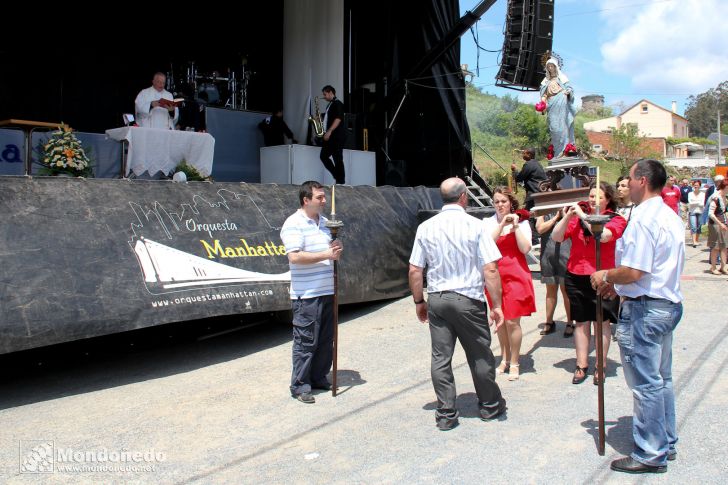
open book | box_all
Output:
[158,98,185,108]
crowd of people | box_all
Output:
[279,157,697,475]
[404,160,685,474]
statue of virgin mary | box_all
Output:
[539,55,576,158]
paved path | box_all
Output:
[0,244,726,484]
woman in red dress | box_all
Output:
[551,182,627,385]
[483,188,537,380]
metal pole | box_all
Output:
[718,110,722,165]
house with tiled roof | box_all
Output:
[584,99,689,158]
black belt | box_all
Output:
[623,295,667,302]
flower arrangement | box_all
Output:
[564,143,578,156]
[515,209,531,222]
[39,124,92,177]
[171,160,211,181]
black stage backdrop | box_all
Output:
[0,178,441,354]
[345,0,472,187]
[1,1,470,187]
[0,3,284,133]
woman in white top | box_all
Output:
[687,180,705,248]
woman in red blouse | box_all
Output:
[551,182,627,385]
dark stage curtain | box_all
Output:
[346,0,472,187]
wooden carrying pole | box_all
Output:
[587,214,610,456]
[325,185,344,397]
[330,231,340,397]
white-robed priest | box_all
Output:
[134,72,179,129]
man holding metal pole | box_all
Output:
[591,159,685,474]
[281,181,343,404]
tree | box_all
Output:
[500,94,520,114]
[685,81,728,137]
[611,123,643,175]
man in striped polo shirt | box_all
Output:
[409,177,506,431]
[280,181,343,404]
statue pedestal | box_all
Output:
[541,156,592,192]
[531,156,594,216]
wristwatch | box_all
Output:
[602,271,609,284]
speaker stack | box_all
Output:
[496,0,554,91]
[384,160,407,186]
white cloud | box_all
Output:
[600,0,728,94]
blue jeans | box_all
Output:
[689,212,702,234]
[616,297,683,466]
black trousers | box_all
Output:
[427,292,503,420]
[290,295,334,396]
[320,140,345,184]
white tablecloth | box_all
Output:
[105,127,215,177]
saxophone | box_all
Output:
[309,96,325,138]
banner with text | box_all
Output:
[0,178,440,353]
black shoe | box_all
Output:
[540,322,556,335]
[610,456,666,474]
[436,417,459,431]
[312,382,332,391]
[572,365,588,385]
[294,392,315,404]
[480,398,507,421]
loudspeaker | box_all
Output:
[343,113,359,150]
[384,159,407,186]
[496,0,553,91]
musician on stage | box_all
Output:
[319,85,346,184]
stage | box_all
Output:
[0,176,441,354]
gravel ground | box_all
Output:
[0,243,727,484]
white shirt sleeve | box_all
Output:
[619,221,653,273]
[477,225,502,267]
[409,227,427,268]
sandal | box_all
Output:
[540,322,556,335]
[508,363,520,381]
[593,371,605,386]
[710,268,722,275]
[496,362,510,375]
[572,365,588,384]
[563,323,575,338]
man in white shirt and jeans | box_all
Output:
[409,177,506,431]
[591,159,684,474]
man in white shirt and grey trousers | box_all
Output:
[409,177,506,431]
[591,159,685,475]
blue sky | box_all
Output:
[459,0,728,117]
